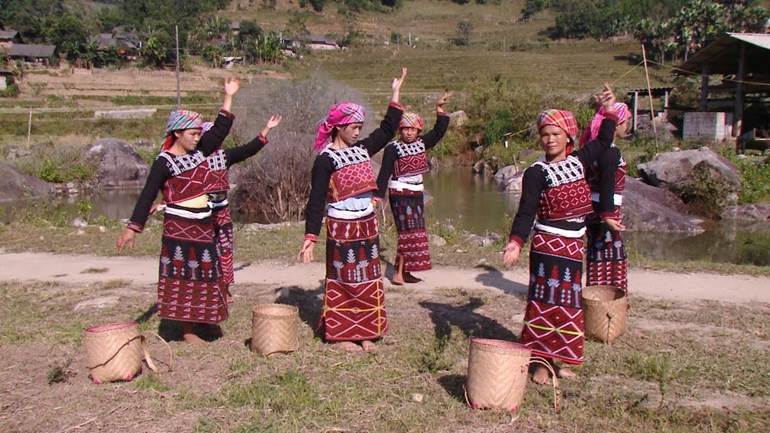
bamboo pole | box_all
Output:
[641,44,657,136]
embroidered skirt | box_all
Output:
[323,213,387,342]
[389,188,431,272]
[586,211,627,292]
[519,230,585,365]
[212,204,234,287]
[157,211,228,324]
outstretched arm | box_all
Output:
[360,68,407,156]
[225,115,282,166]
[117,159,171,252]
[503,167,546,266]
[198,77,240,156]
[574,84,618,165]
[422,91,452,149]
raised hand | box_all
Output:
[260,114,282,139]
[599,83,616,112]
[502,241,521,267]
[224,77,241,96]
[391,67,408,92]
[436,90,452,114]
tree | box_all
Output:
[142,31,173,67]
[47,14,90,61]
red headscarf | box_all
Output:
[314,102,366,151]
[578,102,630,147]
[537,109,578,155]
[400,112,424,131]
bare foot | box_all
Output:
[403,272,422,283]
[557,366,577,379]
[331,341,363,353]
[182,332,206,345]
[532,365,550,385]
[391,275,404,285]
[361,340,377,352]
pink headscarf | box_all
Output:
[400,112,424,131]
[537,109,579,155]
[579,102,630,147]
[314,102,366,151]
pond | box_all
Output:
[3,168,769,267]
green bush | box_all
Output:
[0,83,20,98]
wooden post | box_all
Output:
[26,110,32,146]
[733,44,746,138]
[632,91,638,133]
[175,25,181,108]
[663,90,670,118]
[641,44,657,135]
[699,64,710,111]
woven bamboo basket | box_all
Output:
[84,322,168,384]
[582,285,628,344]
[251,304,299,356]
[465,338,560,413]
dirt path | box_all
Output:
[1,252,768,303]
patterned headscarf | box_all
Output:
[162,109,204,151]
[579,102,630,147]
[400,112,424,131]
[314,102,366,151]
[537,109,579,155]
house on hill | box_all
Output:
[9,44,58,66]
[282,35,339,51]
[0,30,22,50]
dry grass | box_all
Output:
[0,279,767,433]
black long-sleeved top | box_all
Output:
[128,111,267,232]
[508,118,617,246]
[304,103,404,238]
[375,112,450,198]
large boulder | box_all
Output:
[494,164,522,192]
[449,110,468,128]
[0,162,55,202]
[623,176,705,233]
[637,147,741,195]
[86,138,149,189]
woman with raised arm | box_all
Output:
[299,68,407,353]
[116,78,282,344]
[375,91,451,285]
[503,84,624,383]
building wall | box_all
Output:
[683,112,733,141]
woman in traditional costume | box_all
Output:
[299,68,407,353]
[116,78,282,344]
[503,84,623,383]
[579,102,631,292]
[375,92,451,285]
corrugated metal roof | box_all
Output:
[678,33,770,75]
[9,44,56,58]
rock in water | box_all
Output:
[86,138,149,189]
[0,162,55,201]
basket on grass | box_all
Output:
[582,285,628,344]
[84,321,172,384]
[465,338,560,413]
[251,303,299,356]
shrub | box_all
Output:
[231,72,369,223]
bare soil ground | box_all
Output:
[0,253,768,432]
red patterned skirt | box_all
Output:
[389,188,431,272]
[519,230,585,365]
[157,211,228,324]
[323,213,387,342]
[586,210,627,292]
[212,204,234,287]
